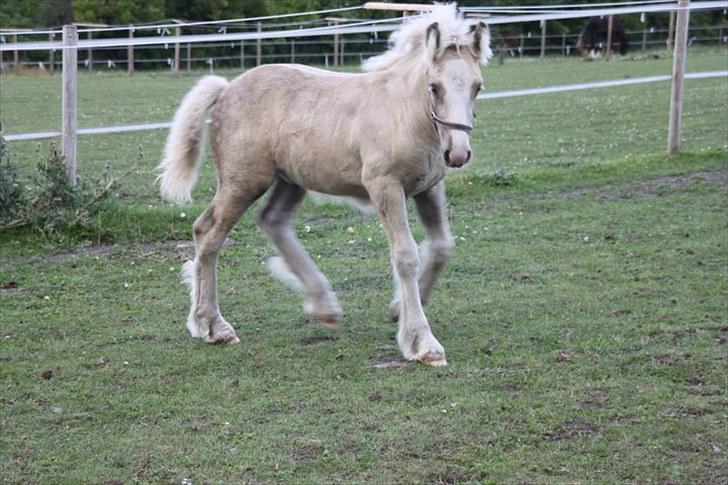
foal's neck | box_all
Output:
[381,64,436,141]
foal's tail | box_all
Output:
[157,75,229,203]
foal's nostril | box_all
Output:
[465,150,472,163]
[444,150,451,165]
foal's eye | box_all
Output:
[473,83,482,97]
[429,83,442,97]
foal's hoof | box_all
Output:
[209,326,240,345]
[220,334,241,346]
[419,351,447,367]
[319,317,338,331]
[211,333,240,346]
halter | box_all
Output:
[429,90,474,134]
[430,110,473,133]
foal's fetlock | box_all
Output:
[304,291,341,330]
[186,309,209,339]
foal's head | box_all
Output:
[424,20,491,168]
[362,4,492,168]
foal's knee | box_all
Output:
[427,237,454,265]
[393,246,420,279]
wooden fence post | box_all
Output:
[48,33,54,74]
[127,25,134,75]
[540,20,547,58]
[340,36,345,65]
[333,21,340,67]
[87,31,93,70]
[519,33,524,57]
[174,26,181,75]
[240,40,245,68]
[62,24,78,186]
[13,34,19,68]
[290,39,295,63]
[187,43,191,71]
[667,11,676,50]
[256,22,262,66]
[668,0,690,154]
[605,15,614,60]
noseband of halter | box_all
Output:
[430,110,473,133]
[428,87,474,133]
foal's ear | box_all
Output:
[425,22,441,61]
[469,21,493,64]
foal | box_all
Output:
[157,4,492,366]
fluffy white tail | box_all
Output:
[157,75,229,203]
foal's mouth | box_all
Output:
[444,149,472,168]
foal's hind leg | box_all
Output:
[185,185,267,344]
[389,182,453,322]
[258,178,341,328]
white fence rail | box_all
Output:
[4,70,726,143]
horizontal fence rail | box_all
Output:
[4,70,726,142]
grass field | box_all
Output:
[1,48,727,483]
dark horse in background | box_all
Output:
[577,16,629,59]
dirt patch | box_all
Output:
[0,281,19,295]
[472,169,727,212]
[371,355,409,369]
[563,170,727,201]
[427,469,474,484]
[16,238,238,266]
[297,335,337,347]
[546,418,601,441]
[291,438,326,461]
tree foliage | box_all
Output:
[73,0,164,25]
[0,0,73,28]
[0,0,724,31]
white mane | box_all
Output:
[362,3,492,72]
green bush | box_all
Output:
[0,137,26,226]
[0,137,116,236]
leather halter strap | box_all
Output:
[430,111,473,133]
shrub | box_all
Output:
[0,137,26,226]
[0,137,118,237]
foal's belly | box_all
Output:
[274,141,369,198]
[276,147,447,200]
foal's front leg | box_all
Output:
[368,179,447,366]
[389,182,454,321]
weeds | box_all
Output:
[0,136,26,225]
[0,137,137,237]
[467,168,520,187]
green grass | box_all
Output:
[1,49,727,483]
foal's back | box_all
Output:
[211,64,385,197]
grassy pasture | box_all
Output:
[1,49,727,483]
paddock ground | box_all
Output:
[1,48,726,483]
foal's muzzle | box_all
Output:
[444,149,472,168]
